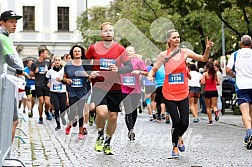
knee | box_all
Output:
[13,120,19,127]
[109,113,118,122]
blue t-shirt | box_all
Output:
[64,62,90,99]
[155,65,165,88]
[24,66,35,87]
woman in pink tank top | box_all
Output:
[148,29,214,158]
[201,62,220,125]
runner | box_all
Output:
[23,60,36,118]
[86,22,132,155]
[201,62,220,125]
[31,49,52,124]
[46,55,67,130]
[63,45,90,140]
[147,29,213,158]
[121,46,147,141]
[188,63,202,123]
[226,35,252,149]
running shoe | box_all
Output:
[215,111,219,121]
[171,147,179,158]
[193,117,199,123]
[207,121,213,126]
[165,115,170,124]
[95,138,104,152]
[156,115,162,122]
[28,110,33,118]
[149,116,153,121]
[78,133,84,140]
[161,114,166,120]
[38,117,43,124]
[45,111,52,120]
[65,125,71,135]
[178,138,185,152]
[244,130,252,149]
[83,127,88,135]
[103,144,113,155]
[89,114,95,126]
[128,130,135,141]
[55,125,61,130]
[153,113,157,120]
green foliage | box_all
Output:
[77,0,252,59]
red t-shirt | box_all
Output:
[86,41,129,91]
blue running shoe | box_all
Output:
[171,147,179,158]
[38,117,43,124]
[178,138,185,152]
[45,111,52,120]
[244,129,252,149]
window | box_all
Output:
[58,7,69,31]
[23,6,35,31]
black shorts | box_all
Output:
[155,86,165,104]
[204,90,218,98]
[25,86,36,97]
[91,88,122,112]
[36,85,50,97]
[145,85,156,94]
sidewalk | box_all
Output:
[8,105,251,167]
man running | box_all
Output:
[226,35,252,149]
[86,22,132,155]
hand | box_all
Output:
[90,71,100,78]
[66,79,72,85]
[147,75,154,82]
[56,77,61,82]
[47,83,51,88]
[131,70,141,75]
[206,37,214,49]
[109,64,118,72]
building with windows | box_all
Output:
[0,0,86,61]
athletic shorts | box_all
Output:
[35,85,50,97]
[144,85,156,94]
[155,86,165,104]
[25,86,36,97]
[236,89,252,105]
[204,90,218,98]
[18,91,27,101]
[91,88,122,112]
[189,87,201,98]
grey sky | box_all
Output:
[87,0,113,8]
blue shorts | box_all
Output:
[236,89,252,105]
[145,98,151,105]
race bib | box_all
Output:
[52,84,63,91]
[30,85,35,90]
[100,58,116,70]
[123,76,135,85]
[71,79,83,87]
[39,67,46,74]
[168,73,184,84]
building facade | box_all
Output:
[0,0,86,61]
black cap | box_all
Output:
[0,10,22,21]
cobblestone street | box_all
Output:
[9,107,252,167]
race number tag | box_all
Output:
[168,73,184,84]
[71,79,83,87]
[123,76,135,85]
[39,67,46,74]
[52,84,63,91]
[100,58,116,70]
[30,85,35,90]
